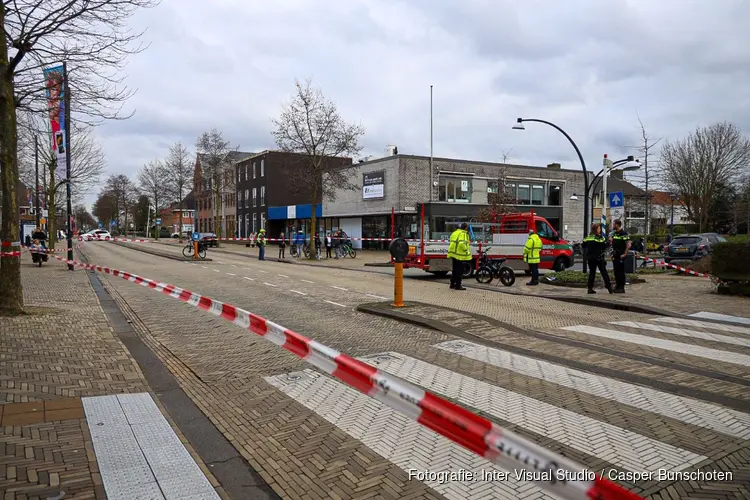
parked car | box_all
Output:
[81,229,111,241]
[664,233,726,263]
[199,233,218,247]
[171,232,189,238]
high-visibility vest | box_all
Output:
[447,229,472,261]
[523,234,542,264]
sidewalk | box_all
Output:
[0,262,223,499]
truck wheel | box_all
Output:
[461,261,474,278]
[553,257,568,272]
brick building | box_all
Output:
[194,151,253,236]
[323,153,587,247]
[235,151,351,239]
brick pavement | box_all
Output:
[0,261,225,500]
[73,241,750,499]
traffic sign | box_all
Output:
[98,222,103,229]
[609,191,624,208]
[191,232,201,242]
[155,218,162,225]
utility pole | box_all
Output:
[34,136,40,227]
[63,63,73,270]
[429,85,433,203]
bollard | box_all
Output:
[389,238,409,308]
[393,262,404,307]
[193,241,198,260]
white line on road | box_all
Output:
[258,270,268,273]
[201,265,208,269]
[243,277,254,281]
[217,262,224,264]
[278,274,289,278]
[324,300,347,307]
[264,282,277,287]
[366,294,388,300]
[331,286,348,291]
[301,279,315,284]
[213,269,220,273]
[226,273,236,276]
[290,290,307,296]
[231,264,237,268]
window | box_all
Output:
[260,212,266,231]
[244,165,248,181]
[438,177,472,202]
[487,180,499,194]
[531,185,544,206]
[549,184,562,206]
[237,167,240,183]
[260,159,265,177]
[244,214,249,237]
[505,183,517,202]
[260,186,265,206]
[535,220,556,239]
[253,162,256,179]
[237,192,241,205]
[517,184,531,204]
[252,188,257,207]
[252,213,257,233]
[244,189,249,207]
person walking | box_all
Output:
[523,228,542,286]
[278,232,286,259]
[582,223,612,294]
[447,223,471,290]
[325,232,333,259]
[610,219,631,293]
[294,230,304,258]
[314,232,322,260]
[257,229,267,260]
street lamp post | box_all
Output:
[601,155,640,236]
[513,118,591,271]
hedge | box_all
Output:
[710,241,750,281]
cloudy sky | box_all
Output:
[89,0,750,207]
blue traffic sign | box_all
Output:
[98,222,103,229]
[191,232,201,242]
[110,220,117,226]
[609,191,624,208]
[155,218,162,225]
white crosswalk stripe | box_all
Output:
[265,370,556,500]
[690,311,750,326]
[654,317,750,336]
[610,320,750,348]
[434,339,750,440]
[561,324,750,367]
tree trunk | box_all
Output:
[214,184,221,245]
[154,193,159,240]
[178,188,183,243]
[0,11,24,313]
[309,183,318,260]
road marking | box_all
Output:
[290,290,307,296]
[363,353,705,471]
[562,325,750,367]
[243,277,254,281]
[217,261,224,264]
[226,273,236,276]
[231,264,237,268]
[263,282,277,287]
[690,311,750,326]
[213,269,220,273]
[201,265,208,269]
[331,286,348,291]
[258,270,268,273]
[435,340,750,440]
[655,317,750,335]
[301,279,315,284]
[277,274,289,278]
[324,300,347,307]
[266,370,551,500]
[366,294,388,300]
[611,320,750,347]
[83,393,219,499]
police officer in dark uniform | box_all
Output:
[610,219,631,293]
[582,223,612,294]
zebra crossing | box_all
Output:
[265,312,750,499]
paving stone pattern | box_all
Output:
[76,243,750,499]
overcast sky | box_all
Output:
[88,0,750,207]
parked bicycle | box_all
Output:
[182,241,207,259]
[475,247,515,286]
[335,241,356,259]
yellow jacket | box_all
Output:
[523,233,542,264]
[447,229,472,261]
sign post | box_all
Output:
[608,191,624,234]
[191,231,201,260]
[389,238,409,307]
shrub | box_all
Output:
[711,241,750,281]
[717,282,750,296]
[688,257,712,275]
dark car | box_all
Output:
[664,233,726,263]
[199,232,218,247]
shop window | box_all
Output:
[531,185,544,206]
[439,177,472,202]
[518,184,531,205]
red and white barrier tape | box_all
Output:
[1,240,21,258]
[61,241,641,500]
[637,255,710,278]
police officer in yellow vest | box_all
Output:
[523,228,542,286]
[447,223,472,290]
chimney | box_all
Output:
[546,163,561,169]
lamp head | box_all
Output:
[570,193,579,201]
[512,118,525,130]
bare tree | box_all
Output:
[73,203,95,231]
[0,0,157,313]
[272,79,364,256]
[164,141,193,242]
[104,174,136,235]
[92,190,118,226]
[137,159,168,238]
[624,116,662,235]
[195,129,237,241]
[661,122,750,232]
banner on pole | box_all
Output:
[43,65,67,180]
